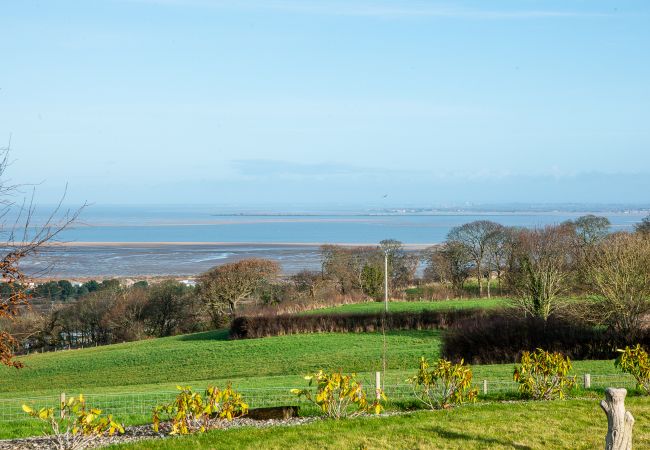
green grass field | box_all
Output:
[0,298,642,443]
[307,298,509,314]
[108,398,650,450]
[0,300,509,398]
[0,330,444,396]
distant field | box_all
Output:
[306,298,509,315]
[108,397,650,450]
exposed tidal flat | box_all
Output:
[20,207,646,278]
[24,243,324,278]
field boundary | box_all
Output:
[0,373,637,422]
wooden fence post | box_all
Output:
[584,374,591,389]
[375,371,381,400]
[60,392,66,419]
[483,380,488,395]
[600,387,634,450]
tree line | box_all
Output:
[428,214,650,338]
[3,213,650,352]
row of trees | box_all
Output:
[426,215,650,337]
[7,281,206,350]
[425,215,613,296]
[195,240,420,324]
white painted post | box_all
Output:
[375,371,382,400]
[483,380,488,395]
[584,374,591,389]
[60,393,66,419]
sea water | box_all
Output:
[18,205,645,278]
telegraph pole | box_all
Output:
[384,251,388,313]
[381,249,389,388]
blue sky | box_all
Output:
[1,0,649,206]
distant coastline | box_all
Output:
[41,241,435,249]
[17,208,646,279]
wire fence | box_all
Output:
[0,373,638,423]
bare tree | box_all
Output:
[198,259,280,325]
[143,281,197,337]
[585,232,650,337]
[424,242,472,293]
[562,215,612,293]
[482,224,511,298]
[565,214,611,247]
[380,239,418,293]
[635,214,650,236]
[291,270,322,300]
[320,245,379,295]
[0,142,83,367]
[507,224,575,320]
[447,220,502,297]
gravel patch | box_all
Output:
[0,416,320,450]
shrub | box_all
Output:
[407,357,478,409]
[441,311,638,364]
[152,384,248,435]
[513,349,576,400]
[230,309,487,339]
[616,344,650,394]
[292,370,385,419]
[22,394,124,450]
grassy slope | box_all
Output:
[0,298,632,440]
[306,298,508,314]
[0,330,443,396]
[0,300,507,397]
[109,398,650,450]
[0,299,623,397]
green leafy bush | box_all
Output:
[513,348,576,400]
[616,344,650,394]
[23,394,124,450]
[292,370,385,419]
[407,357,478,409]
[152,384,248,435]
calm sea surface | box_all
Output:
[21,206,645,278]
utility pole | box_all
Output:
[382,249,389,389]
[384,251,389,313]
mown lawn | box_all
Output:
[306,298,509,314]
[107,397,650,449]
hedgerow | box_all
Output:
[230,309,489,339]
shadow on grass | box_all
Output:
[429,426,532,449]
[177,329,230,341]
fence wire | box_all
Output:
[0,373,637,422]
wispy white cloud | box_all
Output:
[118,0,608,19]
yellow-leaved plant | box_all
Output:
[616,344,650,394]
[513,348,576,400]
[22,394,124,450]
[152,384,248,435]
[291,370,385,419]
[407,357,478,409]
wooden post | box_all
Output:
[60,393,66,419]
[375,371,381,400]
[584,374,591,389]
[600,388,634,450]
[483,380,488,395]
